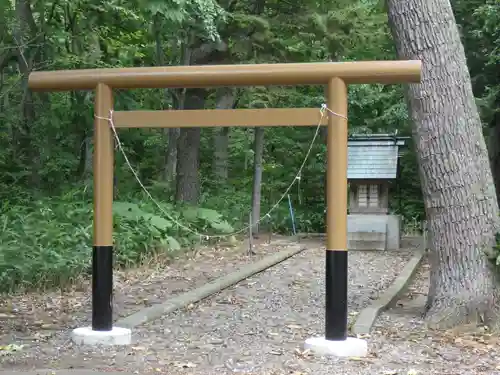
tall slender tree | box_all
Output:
[387,0,500,328]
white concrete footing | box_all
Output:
[71,326,132,346]
[304,336,368,357]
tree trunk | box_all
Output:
[387,0,500,329]
[175,89,207,204]
[73,91,92,178]
[213,127,229,181]
[14,0,41,187]
[212,88,235,182]
[164,128,180,182]
[251,127,265,236]
[152,14,180,185]
[174,35,229,204]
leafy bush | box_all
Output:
[0,191,234,293]
[265,204,325,234]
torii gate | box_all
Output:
[29,60,421,356]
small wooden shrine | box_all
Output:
[348,134,406,215]
[346,134,407,251]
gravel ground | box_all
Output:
[1,238,422,374]
[0,238,500,375]
[0,236,280,339]
[373,260,500,375]
[5,237,494,375]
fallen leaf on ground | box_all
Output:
[0,344,24,355]
[294,348,312,358]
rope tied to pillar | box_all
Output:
[94,103,347,240]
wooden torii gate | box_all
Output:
[29,60,421,350]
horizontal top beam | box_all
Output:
[28,60,421,92]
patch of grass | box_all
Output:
[0,190,235,293]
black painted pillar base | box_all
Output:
[325,250,348,341]
[92,246,113,331]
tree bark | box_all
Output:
[14,0,41,187]
[175,89,207,204]
[164,128,180,182]
[251,127,265,236]
[153,14,180,185]
[212,88,235,182]
[387,0,500,329]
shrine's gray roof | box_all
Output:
[348,135,406,180]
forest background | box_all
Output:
[0,0,498,293]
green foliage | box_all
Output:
[146,0,226,41]
[452,0,500,127]
[10,0,500,292]
[0,189,233,293]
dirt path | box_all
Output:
[1,238,420,374]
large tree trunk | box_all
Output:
[175,89,207,204]
[387,0,500,329]
[212,88,235,182]
[251,127,265,236]
[174,37,229,204]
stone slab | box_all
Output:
[116,244,306,328]
[352,251,424,334]
[347,214,402,250]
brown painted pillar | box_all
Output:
[325,77,348,341]
[93,83,114,331]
